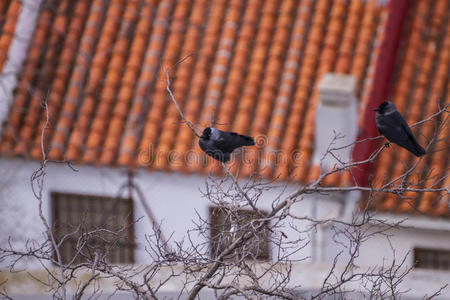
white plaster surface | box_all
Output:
[0,158,313,266]
[314,73,358,171]
[0,158,449,298]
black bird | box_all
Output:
[374,101,426,157]
[198,127,255,162]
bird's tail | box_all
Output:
[239,134,255,146]
[410,140,426,157]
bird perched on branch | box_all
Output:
[199,127,255,162]
[374,101,426,157]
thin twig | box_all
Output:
[33,99,67,300]
[221,162,261,215]
[164,53,202,137]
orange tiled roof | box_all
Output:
[0,1,447,217]
[371,0,449,217]
[0,0,21,71]
[0,0,385,173]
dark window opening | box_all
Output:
[414,247,450,271]
[209,206,270,261]
[51,192,135,265]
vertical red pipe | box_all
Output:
[351,0,410,186]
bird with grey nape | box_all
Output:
[199,127,255,162]
[374,101,426,157]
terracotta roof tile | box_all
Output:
[66,0,126,162]
[0,0,21,71]
[117,0,172,167]
[2,0,446,218]
[292,0,348,182]
[205,0,263,174]
[335,0,363,73]
[373,0,449,217]
[48,0,106,160]
[1,6,54,155]
[351,0,380,96]
[323,171,342,187]
[356,4,387,128]
[260,1,312,178]
[96,0,146,165]
[240,0,296,178]
[198,0,246,174]
[435,173,450,217]
[172,0,227,173]
[139,0,191,170]
[0,0,11,16]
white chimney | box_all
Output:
[313,73,358,171]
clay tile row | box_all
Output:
[1,0,446,218]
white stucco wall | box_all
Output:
[356,224,450,298]
[0,158,314,266]
[314,73,358,170]
[0,158,449,298]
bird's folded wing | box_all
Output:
[213,132,246,152]
[384,111,413,143]
[390,111,418,142]
[399,117,416,141]
[213,136,235,153]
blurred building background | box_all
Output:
[0,0,448,298]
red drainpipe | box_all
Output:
[351,0,410,186]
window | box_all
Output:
[209,206,270,261]
[414,247,450,270]
[52,192,135,264]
